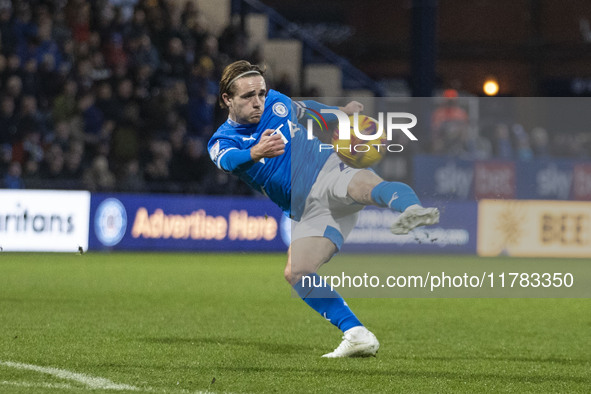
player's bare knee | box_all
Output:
[285,256,318,285]
[348,170,383,205]
[287,269,314,286]
[285,262,315,285]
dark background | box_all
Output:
[262,0,591,96]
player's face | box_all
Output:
[225,75,266,124]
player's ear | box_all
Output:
[222,93,232,108]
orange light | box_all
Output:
[483,79,499,96]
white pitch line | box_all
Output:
[1,380,76,390]
[0,360,140,391]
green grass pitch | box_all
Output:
[0,252,589,393]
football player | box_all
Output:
[208,60,439,357]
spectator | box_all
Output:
[133,63,156,101]
[109,0,139,24]
[58,37,76,74]
[78,90,114,158]
[0,2,17,54]
[181,1,199,27]
[492,123,514,159]
[431,90,469,152]
[159,36,188,82]
[464,133,493,160]
[5,53,22,76]
[20,58,40,96]
[144,139,171,183]
[185,12,208,57]
[275,73,294,97]
[23,15,61,68]
[0,95,18,144]
[186,55,217,137]
[12,2,36,52]
[0,142,12,174]
[63,140,85,181]
[117,158,146,192]
[64,0,91,44]
[74,57,94,91]
[512,124,533,161]
[110,101,141,172]
[530,127,550,157]
[38,143,65,180]
[46,120,72,150]
[38,53,63,107]
[124,7,149,39]
[131,33,160,72]
[52,78,79,122]
[103,32,128,70]
[0,54,7,84]
[5,75,23,101]
[82,154,116,191]
[78,90,105,137]
[218,21,249,61]
[114,77,135,108]
[13,130,44,167]
[51,4,73,48]
[174,137,215,187]
[3,161,25,189]
[89,50,112,82]
[22,159,41,182]
[17,95,50,137]
[95,81,120,121]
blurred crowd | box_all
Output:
[1,0,590,192]
[0,0,257,194]
[429,94,591,161]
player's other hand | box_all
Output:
[341,101,364,115]
[250,129,285,161]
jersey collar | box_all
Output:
[226,117,257,134]
[226,117,241,127]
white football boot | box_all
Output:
[322,326,379,358]
[391,204,440,235]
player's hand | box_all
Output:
[250,129,285,161]
[340,101,364,115]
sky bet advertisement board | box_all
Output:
[89,194,288,252]
[414,156,591,201]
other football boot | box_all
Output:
[322,326,379,358]
[391,204,440,235]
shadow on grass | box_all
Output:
[141,337,590,385]
[142,336,319,353]
[216,365,590,385]
[399,355,590,366]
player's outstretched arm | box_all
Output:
[210,130,285,172]
[250,129,285,161]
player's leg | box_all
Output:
[285,236,379,358]
[347,170,440,234]
[285,236,362,334]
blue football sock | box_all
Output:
[293,273,362,333]
[370,181,421,212]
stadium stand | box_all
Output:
[0,0,589,192]
[0,0,257,194]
